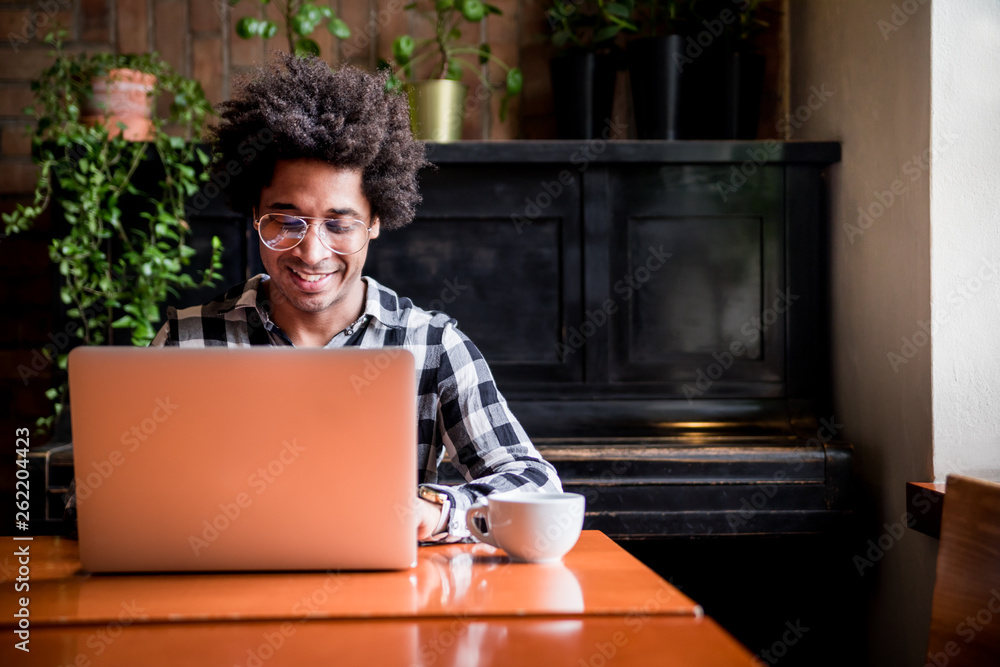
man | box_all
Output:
[149,55,562,542]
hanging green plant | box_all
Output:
[2,31,224,433]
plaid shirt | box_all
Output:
[150,274,562,541]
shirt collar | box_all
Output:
[361,276,406,329]
[217,274,267,316]
[216,274,405,329]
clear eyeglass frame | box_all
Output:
[253,211,374,256]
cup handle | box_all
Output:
[466,503,497,547]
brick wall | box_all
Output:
[0,0,789,445]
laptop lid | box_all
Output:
[68,346,417,572]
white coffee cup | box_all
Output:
[465,492,586,563]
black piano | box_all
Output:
[369,140,851,539]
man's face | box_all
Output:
[257,159,379,319]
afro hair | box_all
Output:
[210,53,429,230]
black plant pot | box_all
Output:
[725,51,766,140]
[626,35,685,140]
[550,52,617,140]
[627,34,730,140]
[682,39,727,140]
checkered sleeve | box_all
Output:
[149,309,176,347]
[148,281,266,347]
[429,322,562,541]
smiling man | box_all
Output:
[253,160,377,347]
[149,55,562,542]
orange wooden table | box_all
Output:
[1,532,756,666]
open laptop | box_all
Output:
[68,346,417,572]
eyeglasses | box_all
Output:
[253,212,374,255]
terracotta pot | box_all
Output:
[82,68,156,141]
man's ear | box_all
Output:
[370,217,381,240]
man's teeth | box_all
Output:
[291,269,329,282]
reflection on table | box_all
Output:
[1,532,697,625]
[0,531,758,666]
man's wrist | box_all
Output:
[431,496,450,535]
[418,485,451,537]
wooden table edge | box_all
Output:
[905,482,946,539]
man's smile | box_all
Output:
[289,267,333,282]
[286,266,337,291]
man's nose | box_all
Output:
[293,224,331,265]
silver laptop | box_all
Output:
[68,346,417,572]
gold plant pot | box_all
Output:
[406,80,468,143]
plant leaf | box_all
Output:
[605,3,630,18]
[328,17,350,39]
[294,37,321,57]
[594,25,619,42]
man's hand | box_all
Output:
[416,497,445,541]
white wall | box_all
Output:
[930,1,1000,480]
[790,1,938,665]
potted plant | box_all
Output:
[628,0,770,140]
[723,0,772,139]
[545,1,636,139]
[83,68,156,141]
[2,32,224,434]
[384,0,523,142]
[625,0,696,139]
[230,0,351,58]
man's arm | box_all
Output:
[424,323,563,542]
[149,307,179,347]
